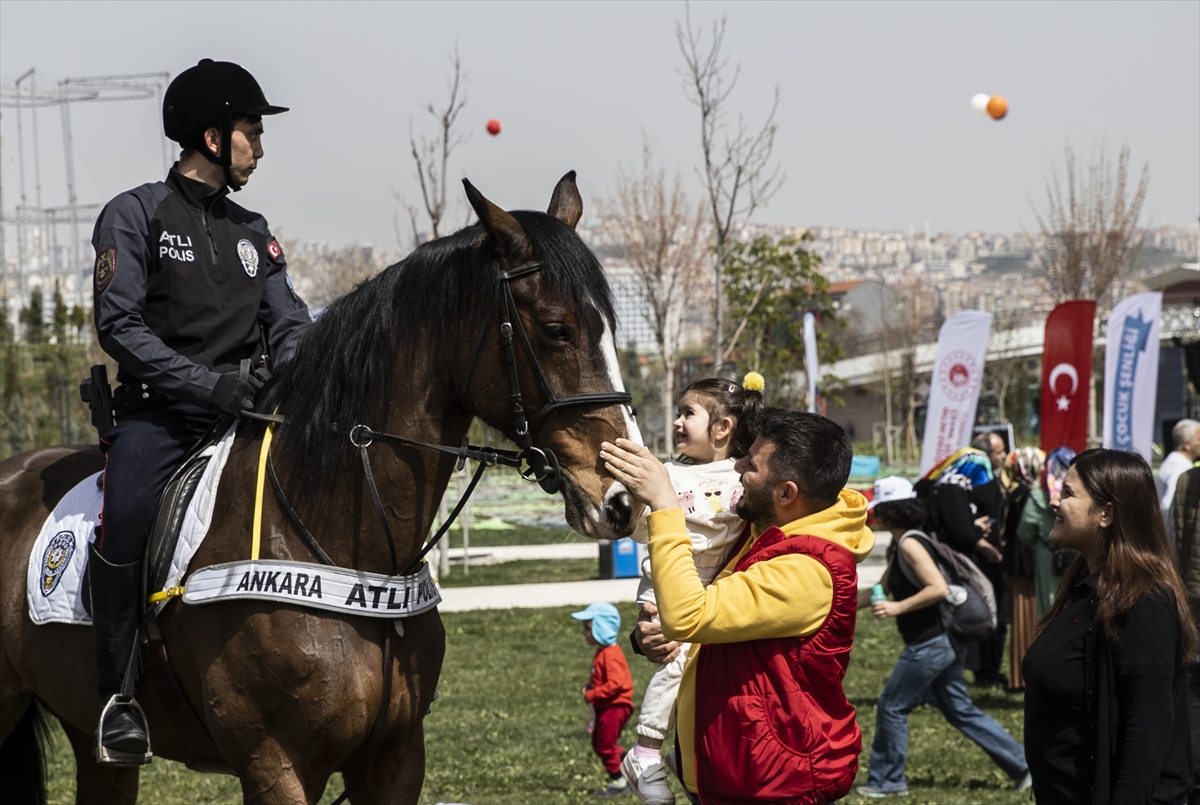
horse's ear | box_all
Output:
[547,170,583,230]
[463,178,534,262]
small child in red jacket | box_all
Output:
[572,602,634,797]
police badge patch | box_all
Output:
[94,247,116,292]
[41,531,76,597]
[237,239,260,278]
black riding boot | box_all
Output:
[89,542,151,761]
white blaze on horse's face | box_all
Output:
[597,319,646,531]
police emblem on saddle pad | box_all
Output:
[237,238,259,278]
[41,532,76,597]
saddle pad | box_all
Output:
[27,425,237,626]
[26,472,102,624]
[183,559,441,618]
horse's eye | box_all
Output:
[542,324,573,343]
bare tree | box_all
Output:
[395,48,468,245]
[1031,143,1149,310]
[284,242,383,309]
[604,140,709,448]
[677,5,783,369]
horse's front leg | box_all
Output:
[350,610,445,805]
[349,722,428,805]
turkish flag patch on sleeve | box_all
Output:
[267,239,283,260]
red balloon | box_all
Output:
[486,119,501,136]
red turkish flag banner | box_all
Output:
[1040,300,1096,454]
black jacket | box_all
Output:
[1024,575,1191,805]
[92,168,310,406]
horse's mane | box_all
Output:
[261,210,616,491]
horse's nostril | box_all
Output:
[606,490,634,526]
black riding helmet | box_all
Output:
[162,59,288,190]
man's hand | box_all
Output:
[973,515,993,538]
[600,439,677,511]
[634,603,680,665]
[209,372,262,418]
[975,538,1004,564]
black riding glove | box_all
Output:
[209,372,262,417]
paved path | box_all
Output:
[442,532,891,566]
[437,557,887,612]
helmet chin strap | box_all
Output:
[198,117,239,191]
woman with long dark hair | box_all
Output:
[1023,449,1197,804]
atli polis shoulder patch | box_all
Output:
[95,247,116,292]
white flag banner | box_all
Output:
[1103,291,1162,462]
[919,310,994,476]
[803,312,819,414]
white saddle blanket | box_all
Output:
[26,425,237,625]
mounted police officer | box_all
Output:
[89,58,311,763]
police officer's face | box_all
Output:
[227,118,264,188]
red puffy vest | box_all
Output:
[693,528,862,805]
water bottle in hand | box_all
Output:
[870,584,887,604]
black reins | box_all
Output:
[242,260,633,804]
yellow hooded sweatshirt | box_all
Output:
[646,488,874,793]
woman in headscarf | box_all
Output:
[1018,446,1075,616]
[1001,447,1044,689]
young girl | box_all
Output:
[621,373,763,805]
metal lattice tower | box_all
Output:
[0,70,170,314]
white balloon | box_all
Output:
[970,93,991,116]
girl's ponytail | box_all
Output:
[734,372,765,457]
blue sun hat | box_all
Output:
[570,602,621,646]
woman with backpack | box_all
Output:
[855,476,1031,799]
[1023,449,1196,805]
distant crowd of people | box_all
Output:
[572,375,1199,805]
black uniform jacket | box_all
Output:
[92,168,311,406]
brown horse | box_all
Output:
[0,173,642,803]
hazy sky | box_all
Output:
[2,0,1197,255]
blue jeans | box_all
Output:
[865,632,1027,792]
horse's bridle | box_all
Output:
[457,261,635,494]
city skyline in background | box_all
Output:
[0,0,1196,275]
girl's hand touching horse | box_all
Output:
[600,439,677,512]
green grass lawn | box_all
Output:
[438,558,599,588]
[445,522,590,548]
[42,605,1027,804]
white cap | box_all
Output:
[869,476,917,510]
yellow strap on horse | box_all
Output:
[252,421,275,561]
[148,586,184,604]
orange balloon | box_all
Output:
[987,95,1008,120]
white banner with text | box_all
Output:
[919,310,994,476]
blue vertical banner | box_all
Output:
[1103,291,1162,461]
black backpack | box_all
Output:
[895,529,997,643]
